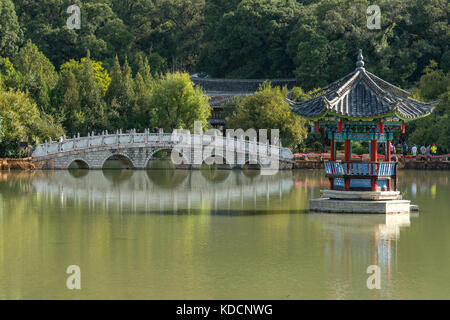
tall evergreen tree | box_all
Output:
[59,71,82,135]
[0,0,23,57]
[105,56,135,129]
[13,40,58,113]
[77,53,108,135]
[133,56,155,131]
[137,55,153,86]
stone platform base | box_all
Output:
[321,190,401,201]
[309,198,411,214]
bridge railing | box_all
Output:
[32,131,293,160]
[324,161,398,191]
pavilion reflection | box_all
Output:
[309,213,413,297]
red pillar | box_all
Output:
[386,139,392,191]
[371,139,378,191]
[386,140,391,162]
[344,139,351,191]
[371,140,378,162]
[330,139,336,161]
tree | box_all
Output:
[409,62,450,153]
[113,0,205,72]
[149,72,211,132]
[56,70,82,135]
[133,56,155,131]
[13,41,58,112]
[105,56,136,129]
[0,0,23,57]
[0,57,23,89]
[76,56,108,135]
[199,0,301,78]
[60,57,111,94]
[290,87,314,102]
[0,87,63,157]
[288,0,449,90]
[54,54,109,135]
[14,0,133,69]
[222,96,245,123]
[416,61,449,101]
[227,83,307,149]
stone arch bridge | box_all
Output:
[31,131,294,170]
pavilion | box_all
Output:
[288,50,439,213]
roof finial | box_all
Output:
[356,49,365,70]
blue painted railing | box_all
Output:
[324,162,396,177]
[324,161,397,191]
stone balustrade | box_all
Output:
[31,129,294,170]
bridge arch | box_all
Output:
[145,148,191,168]
[68,159,90,170]
[102,153,135,169]
[243,159,262,169]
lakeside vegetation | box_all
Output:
[0,0,448,156]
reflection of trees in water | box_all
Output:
[242,169,260,179]
[68,168,89,178]
[0,171,42,196]
[102,169,134,184]
[242,163,261,178]
[292,170,328,189]
[146,160,189,189]
[398,170,449,187]
[200,163,231,183]
[397,170,449,200]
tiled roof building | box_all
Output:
[287,50,439,120]
[191,76,297,129]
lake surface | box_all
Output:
[0,168,449,299]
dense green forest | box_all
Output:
[0,0,449,156]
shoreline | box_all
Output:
[2,155,450,171]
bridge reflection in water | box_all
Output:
[3,169,450,299]
[31,169,297,214]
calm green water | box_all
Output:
[0,169,449,299]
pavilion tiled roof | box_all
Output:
[288,50,439,120]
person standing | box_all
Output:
[402,142,408,157]
[390,143,395,155]
[431,143,437,155]
[426,145,431,156]
[411,144,417,157]
[420,145,426,155]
